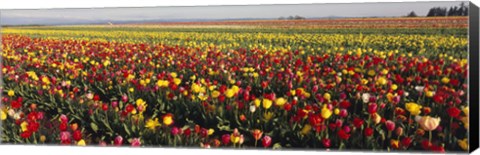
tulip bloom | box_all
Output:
[262,98,273,109]
[131,138,141,147]
[262,135,272,148]
[222,134,230,145]
[405,103,422,115]
[418,116,441,131]
[321,106,332,119]
[364,127,374,137]
[163,113,174,126]
[252,129,263,141]
[385,120,395,131]
[114,136,123,146]
[447,107,461,117]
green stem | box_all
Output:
[173,135,177,147]
[33,132,37,144]
[448,117,453,145]
[429,131,432,144]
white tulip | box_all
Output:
[249,105,256,113]
[414,86,424,92]
[362,93,370,103]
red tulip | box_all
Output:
[353,117,364,128]
[21,131,32,139]
[446,107,461,117]
[431,145,445,152]
[59,122,68,131]
[284,103,292,111]
[184,128,191,137]
[368,103,377,114]
[102,103,109,111]
[221,134,230,145]
[262,135,272,148]
[365,126,375,137]
[421,139,432,150]
[401,137,412,148]
[337,129,351,140]
[125,104,134,113]
[73,130,82,141]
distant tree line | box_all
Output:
[426,2,468,17]
[405,2,468,17]
[278,15,306,20]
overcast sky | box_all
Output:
[0,1,466,25]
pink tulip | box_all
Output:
[121,95,128,103]
[312,85,319,93]
[111,101,118,108]
[171,127,180,135]
[343,126,351,133]
[99,141,107,146]
[131,138,141,147]
[37,112,44,120]
[114,135,123,146]
[385,120,395,131]
[339,109,348,117]
[335,119,343,127]
[60,131,71,142]
[59,114,68,123]
[379,103,386,109]
[322,138,331,148]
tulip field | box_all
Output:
[0,17,470,152]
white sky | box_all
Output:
[0,1,466,25]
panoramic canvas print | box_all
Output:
[0,1,475,153]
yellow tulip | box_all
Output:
[405,103,422,115]
[441,77,450,84]
[211,91,220,98]
[275,97,287,107]
[391,84,398,90]
[254,99,261,107]
[262,99,273,109]
[0,111,6,121]
[225,89,235,98]
[21,121,28,132]
[334,108,340,115]
[208,128,215,135]
[458,138,468,150]
[323,93,331,101]
[77,139,86,146]
[301,124,312,135]
[321,107,332,119]
[7,90,14,97]
[145,118,161,130]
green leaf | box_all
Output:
[91,123,99,132]
[273,143,282,149]
[123,124,131,136]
